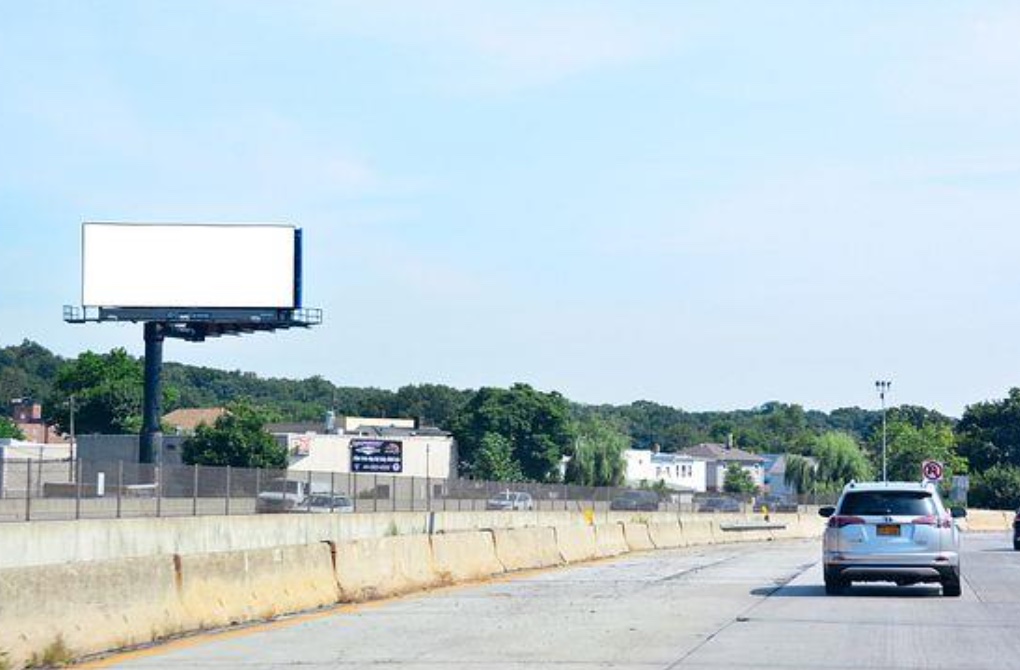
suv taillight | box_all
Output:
[828,515,865,528]
[912,515,952,529]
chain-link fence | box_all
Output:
[0,458,824,522]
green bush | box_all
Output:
[969,465,1020,510]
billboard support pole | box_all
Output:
[140,322,165,465]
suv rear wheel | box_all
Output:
[942,570,962,597]
[824,568,848,595]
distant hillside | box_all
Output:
[0,339,887,451]
[0,340,473,429]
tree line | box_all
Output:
[2,340,1020,506]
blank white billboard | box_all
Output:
[82,223,298,308]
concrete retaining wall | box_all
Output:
[0,513,430,570]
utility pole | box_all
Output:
[875,380,892,482]
[68,394,77,480]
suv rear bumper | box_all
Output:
[824,562,958,584]
[824,549,959,567]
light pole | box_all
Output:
[875,380,891,482]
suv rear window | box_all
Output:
[839,491,936,517]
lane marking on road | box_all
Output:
[663,554,820,669]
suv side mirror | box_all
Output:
[950,507,967,519]
[818,506,835,518]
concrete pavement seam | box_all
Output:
[661,554,820,669]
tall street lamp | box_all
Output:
[875,380,892,482]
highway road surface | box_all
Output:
[90,533,1020,670]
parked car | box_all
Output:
[486,491,534,511]
[306,494,355,513]
[753,495,798,513]
[610,490,660,511]
[697,497,742,513]
[256,478,311,513]
[819,481,967,596]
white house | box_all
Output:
[763,453,816,497]
[624,449,707,492]
[679,443,766,492]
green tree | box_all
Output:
[969,465,1020,510]
[783,454,817,495]
[0,416,24,439]
[885,405,954,431]
[813,431,873,490]
[723,463,757,494]
[826,406,881,441]
[564,416,629,487]
[877,419,967,483]
[452,384,575,482]
[957,388,1020,472]
[0,340,63,409]
[758,402,812,451]
[45,349,151,434]
[391,384,471,429]
[472,433,524,481]
[181,401,287,468]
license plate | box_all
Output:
[876,524,900,537]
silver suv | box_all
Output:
[819,481,967,597]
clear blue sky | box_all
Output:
[2,2,1019,416]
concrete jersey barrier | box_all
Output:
[0,509,884,668]
[0,554,179,668]
[647,521,685,549]
[176,543,338,630]
[554,524,598,563]
[680,517,716,545]
[430,531,504,583]
[594,523,629,557]
[622,523,655,552]
[335,535,440,601]
[492,527,562,571]
[962,509,1012,533]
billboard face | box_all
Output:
[350,439,403,473]
[82,223,297,308]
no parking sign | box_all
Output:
[922,460,944,483]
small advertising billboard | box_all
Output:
[350,439,403,473]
